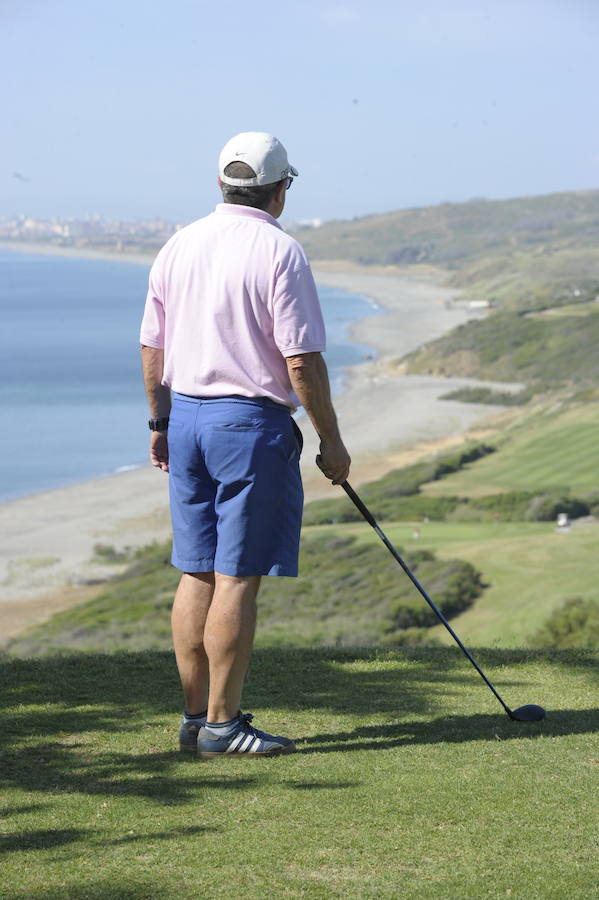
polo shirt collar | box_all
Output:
[214,203,282,230]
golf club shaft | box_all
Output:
[341,481,513,717]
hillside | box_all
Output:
[421,401,599,499]
[6,536,484,656]
[295,189,599,268]
[295,190,599,324]
[401,307,599,388]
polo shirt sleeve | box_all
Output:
[139,258,165,349]
[272,262,326,358]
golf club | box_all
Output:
[341,481,546,722]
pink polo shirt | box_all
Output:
[139,203,326,409]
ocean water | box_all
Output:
[1,249,377,502]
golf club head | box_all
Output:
[509,704,546,722]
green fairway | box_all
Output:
[1,648,598,899]
[417,521,599,646]
[422,403,599,498]
[319,519,599,647]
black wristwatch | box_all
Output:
[148,417,170,432]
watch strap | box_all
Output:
[148,417,170,432]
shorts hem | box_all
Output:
[171,553,215,573]
[214,560,298,577]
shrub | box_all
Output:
[440,386,533,406]
[385,558,484,630]
[580,490,599,518]
[93,543,133,564]
[530,597,599,649]
[524,495,590,522]
[467,491,538,521]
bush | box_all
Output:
[530,597,599,649]
[524,495,590,522]
[466,491,590,522]
[93,543,133,564]
[440,386,533,406]
[385,558,484,630]
[580,490,599,518]
[468,491,535,520]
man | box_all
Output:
[140,132,350,758]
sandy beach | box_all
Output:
[1,248,515,642]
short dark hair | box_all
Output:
[221,161,283,211]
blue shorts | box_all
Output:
[168,393,304,577]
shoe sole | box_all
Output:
[198,741,297,759]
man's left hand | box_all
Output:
[150,432,169,472]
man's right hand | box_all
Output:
[150,431,169,472]
[316,436,351,485]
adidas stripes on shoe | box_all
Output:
[196,712,296,758]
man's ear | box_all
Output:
[217,176,223,188]
[275,180,287,203]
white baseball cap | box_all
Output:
[218,132,298,186]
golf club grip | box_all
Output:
[340,480,512,715]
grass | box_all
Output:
[307,519,599,648]
[1,647,598,899]
[422,402,599,498]
[304,402,599,526]
[420,524,599,647]
[526,300,599,318]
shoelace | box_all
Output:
[239,712,269,740]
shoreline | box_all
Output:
[0,239,154,268]
[0,246,514,643]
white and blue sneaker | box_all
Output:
[197,713,296,758]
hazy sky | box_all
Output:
[2,0,598,223]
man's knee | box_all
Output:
[183,571,215,585]
[214,572,261,590]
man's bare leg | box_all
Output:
[204,572,261,722]
[171,572,215,715]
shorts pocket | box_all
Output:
[211,423,264,432]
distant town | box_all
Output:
[0,214,323,256]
